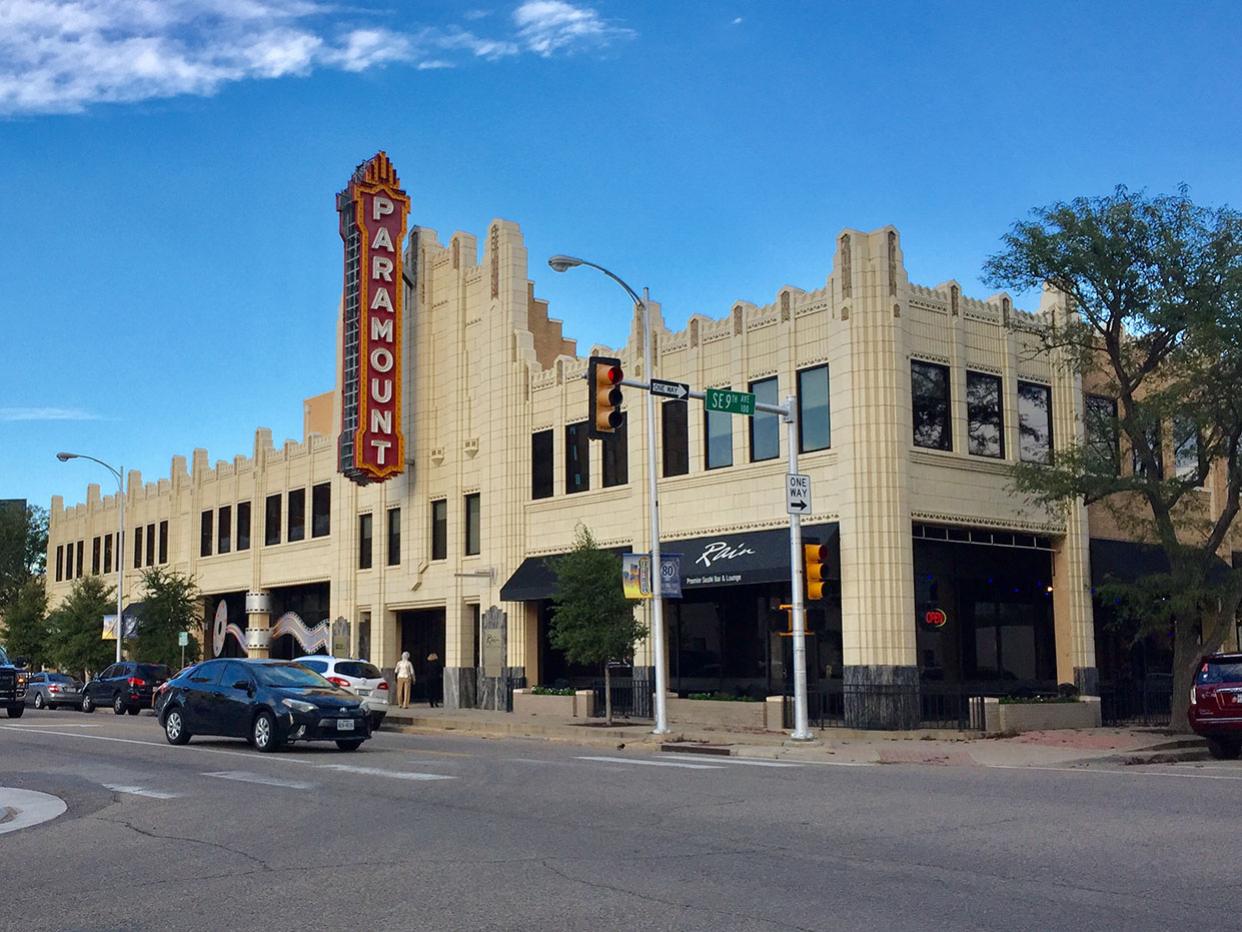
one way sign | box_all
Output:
[786,473,811,515]
[649,378,690,400]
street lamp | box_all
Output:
[57,452,125,665]
[549,255,670,735]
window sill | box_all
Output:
[910,449,1013,476]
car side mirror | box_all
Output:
[232,680,252,692]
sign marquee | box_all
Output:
[337,152,409,484]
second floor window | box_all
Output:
[200,511,213,558]
[288,488,306,542]
[912,361,952,451]
[218,504,232,555]
[265,494,281,546]
[358,513,373,569]
[91,536,100,574]
[133,525,143,569]
[312,483,331,537]
[1132,422,1164,478]
[566,422,590,494]
[602,416,628,488]
[1085,395,1120,475]
[55,545,63,582]
[1173,417,1202,483]
[158,520,168,564]
[147,522,156,566]
[104,533,113,575]
[76,541,83,578]
[966,371,1003,458]
[750,377,780,462]
[464,493,481,556]
[1018,381,1053,464]
[797,366,830,453]
[387,507,401,566]
[431,499,447,561]
[705,389,733,469]
[662,400,689,477]
[237,501,251,550]
[531,430,554,500]
[65,542,74,579]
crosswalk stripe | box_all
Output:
[577,756,723,770]
[203,771,314,790]
[317,764,454,781]
[101,784,180,799]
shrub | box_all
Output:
[998,694,1079,705]
[530,686,576,696]
[686,692,759,702]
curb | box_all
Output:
[0,788,67,836]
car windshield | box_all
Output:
[0,646,9,665]
[1198,661,1242,684]
[336,661,382,679]
[255,664,334,689]
[136,664,170,680]
[48,674,76,684]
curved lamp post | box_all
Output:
[548,255,669,735]
[57,452,124,665]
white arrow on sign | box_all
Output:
[786,473,811,515]
[649,379,690,400]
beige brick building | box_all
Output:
[48,216,1147,728]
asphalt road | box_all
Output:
[1,709,1239,932]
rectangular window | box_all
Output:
[387,507,401,566]
[912,361,952,450]
[104,533,113,575]
[237,501,251,551]
[287,489,306,542]
[311,482,331,538]
[158,521,168,564]
[1173,417,1202,483]
[217,504,232,555]
[431,499,447,561]
[75,540,83,579]
[65,542,73,579]
[797,366,831,453]
[705,387,734,469]
[200,510,213,558]
[531,430,554,500]
[1133,422,1164,479]
[146,523,155,566]
[265,494,282,545]
[602,416,628,488]
[749,377,780,462]
[358,513,373,570]
[464,493,481,556]
[1017,381,1053,464]
[1085,395,1120,476]
[133,525,143,569]
[565,422,590,494]
[55,545,63,582]
[966,371,1004,458]
[662,400,689,477]
[91,536,100,575]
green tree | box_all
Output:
[132,567,202,669]
[1,577,49,669]
[549,525,647,725]
[46,575,116,678]
[984,186,1242,729]
[0,504,48,613]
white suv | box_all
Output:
[292,656,389,728]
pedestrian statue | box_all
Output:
[395,651,415,709]
[426,651,443,707]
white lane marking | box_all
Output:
[203,771,315,790]
[0,726,315,765]
[986,763,1242,782]
[317,764,453,781]
[102,784,180,799]
[577,756,723,770]
[672,756,803,769]
[0,788,67,835]
[2,722,101,728]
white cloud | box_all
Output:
[731,16,743,25]
[512,0,633,57]
[0,0,636,116]
[0,407,101,422]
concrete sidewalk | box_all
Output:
[0,787,67,836]
[380,705,1198,768]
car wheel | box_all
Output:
[252,711,283,753]
[7,704,25,718]
[33,693,45,710]
[127,706,141,716]
[1207,737,1242,760]
[81,695,95,713]
[164,707,191,745]
[369,712,386,731]
[336,739,364,752]
[113,695,127,715]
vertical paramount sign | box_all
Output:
[337,152,409,484]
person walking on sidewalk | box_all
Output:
[395,651,415,709]
[426,652,443,708]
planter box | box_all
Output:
[982,696,1101,734]
[666,696,771,730]
[512,689,595,719]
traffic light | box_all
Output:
[804,542,828,600]
[588,355,624,439]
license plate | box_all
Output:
[357,688,371,697]
[337,718,355,731]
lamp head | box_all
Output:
[56,452,75,462]
[548,255,583,273]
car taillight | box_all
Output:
[49,685,61,693]
[128,677,146,688]
[376,681,389,691]
[327,676,351,689]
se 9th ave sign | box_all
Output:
[338,152,409,484]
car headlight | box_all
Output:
[281,698,316,714]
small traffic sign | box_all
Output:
[786,473,811,515]
[650,378,690,401]
[178,631,189,647]
[704,387,756,416]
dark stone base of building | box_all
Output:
[844,665,920,730]
[444,667,476,710]
[1073,666,1099,697]
[476,665,526,711]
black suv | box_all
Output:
[82,661,170,714]
[0,645,27,718]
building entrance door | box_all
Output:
[398,609,446,703]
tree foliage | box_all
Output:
[1,576,48,668]
[132,567,202,669]
[549,525,647,724]
[45,575,116,678]
[984,186,1242,728]
[0,504,47,613]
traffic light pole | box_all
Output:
[784,397,812,740]
[640,288,670,735]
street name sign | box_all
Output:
[786,473,811,515]
[650,378,690,400]
[704,387,756,416]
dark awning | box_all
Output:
[1090,538,1232,587]
[500,523,839,602]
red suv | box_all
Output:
[1188,653,1242,759]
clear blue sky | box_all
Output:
[2,0,1240,512]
